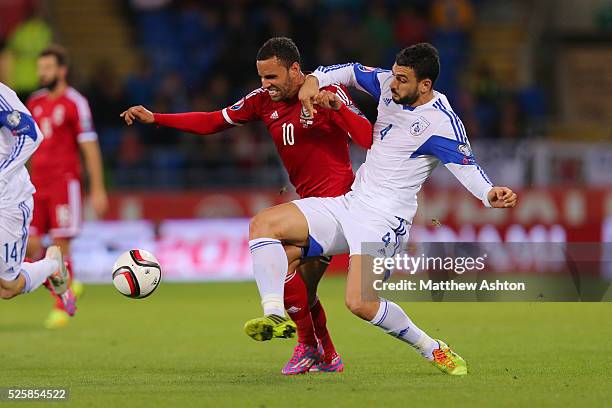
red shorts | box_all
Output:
[30,176,82,239]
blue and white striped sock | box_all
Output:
[370,299,438,360]
[249,238,288,317]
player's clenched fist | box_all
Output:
[120,105,154,125]
[298,74,320,117]
[487,186,518,208]
[314,90,342,111]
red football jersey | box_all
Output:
[222,85,358,198]
[27,87,97,187]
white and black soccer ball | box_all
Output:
[112,249,161,299]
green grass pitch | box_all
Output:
[1,277,610,407]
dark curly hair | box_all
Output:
[395,43,440,83]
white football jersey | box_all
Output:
[0,82,43,208]
[312,63,493,221]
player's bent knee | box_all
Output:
[249,211,282,240]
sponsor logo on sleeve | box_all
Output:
[230,98,245,111]
[457,143,475,164]
[6,110,32,137]
[358,65,376,72]
[457,143,472,157]
[7,111,21,128]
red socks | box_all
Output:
[283,271,318,347]
[284,271,338,362]
[310,298,337,362]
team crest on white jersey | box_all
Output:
[7,111,21,128]
[410,116,431,136]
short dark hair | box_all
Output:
[39,44,69,66]
[256,37,301,68]
[395,43,440,83]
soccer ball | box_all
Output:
[112,249,161,299]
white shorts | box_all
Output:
[293,192,410,257]
[0,198,33,281]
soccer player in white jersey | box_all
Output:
[243,43,517,375]
[0,82,75,313]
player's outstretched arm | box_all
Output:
[120,105,234,135]
[300,63,387,118]
[312,63,362,91]
[445,159,518,209]
[411,133,518,208]
[120,89,265,136]
[315,90,373,149]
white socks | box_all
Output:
[370,299,438,360]
[20,259,59,293]
[249,238,288,316]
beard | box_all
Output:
[269,76,295,102]
[41,76,59,91]
[268,88,284,101]
[392,89,419,105]
[269,84,291,102]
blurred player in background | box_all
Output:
[26,45,108,329]
[121,37,373,375]
[244,43,518,376]
[0,81,75,313]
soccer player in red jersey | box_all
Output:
[26,45,108,328]
[121,37,373,374]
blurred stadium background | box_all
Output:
[1,0,611,282]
